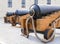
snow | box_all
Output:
[0,18,60,44]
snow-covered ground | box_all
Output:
[0,18,60,44]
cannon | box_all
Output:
[11,10,30,26]
[21,4,60,42]
[4,10,29,26]
[29,4,60,19]
[4,12,15,23]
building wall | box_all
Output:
[38,0,46,5]
[26,0,34,9]
[0,0,60,17]
[51,0,60,6]
[0,0,22,17]
[0,0,7,17]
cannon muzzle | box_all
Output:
[29,4,60,19]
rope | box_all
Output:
[25,10,60,42]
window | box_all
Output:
[34,0,38,4]
[21,0,25,8]
[8,0,12,7]
[47,0,51,5]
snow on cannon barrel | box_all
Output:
[29,4,60,19]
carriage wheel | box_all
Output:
[42,17,60,42]
[12,23,16,26]
[4,17,7,23]
[34,26,55,43]
[11,17,16,26]
[44,29,55,42]
[21,29,29,38]
[38,21,55,43]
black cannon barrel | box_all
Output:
[6,12,14,16]
[15,10,29,16]
[29,4,60,19]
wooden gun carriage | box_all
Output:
[20,4,60,42]
[4,12,15,23]
[4,10,29,26]
[4,4,60,42]
[11,10,29,26]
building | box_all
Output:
[0,0,60,17]
[47,0,51,4]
